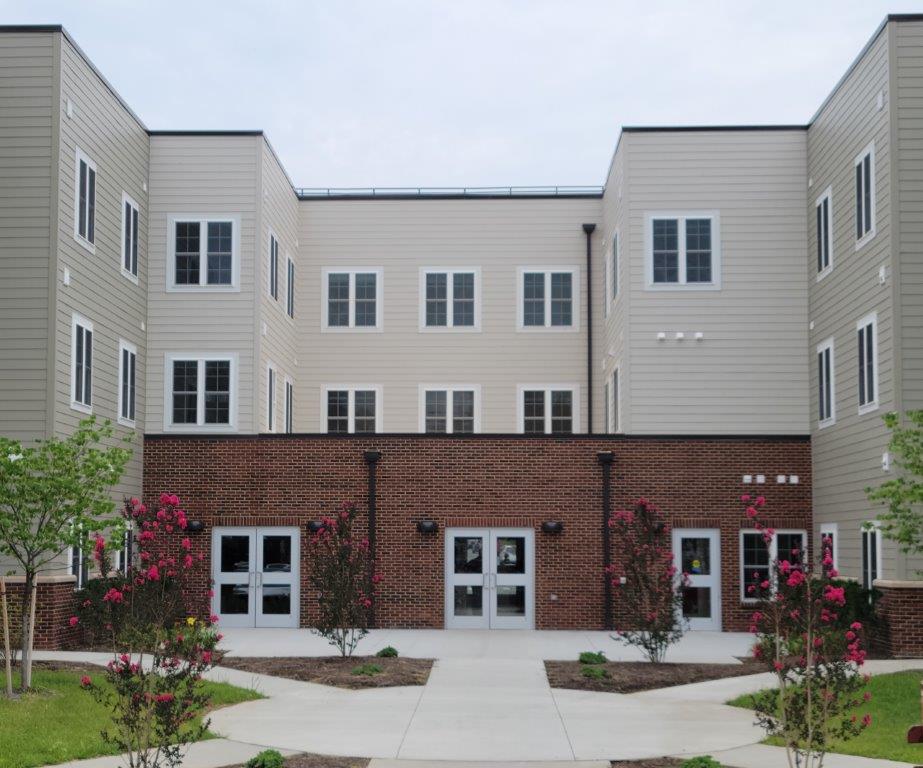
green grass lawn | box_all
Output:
[728,669,923,764]
[0,666,262,768]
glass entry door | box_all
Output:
[444,528,534,629]
[211,527,300,628]
[672,528,721,631]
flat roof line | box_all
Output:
[622,124,807,133]
[145,432,810,442]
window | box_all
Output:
[519,269,578,329]
[113,527,132,576]
[609,231,619,309]
[267,364,276,432]
[68,523,88,590]
[518,386,578,434]
[817,338,835,427]
[323,386,381,433]
[612,368,620,433]
[857,313,878,413]
[646,214,720,288]
[284,378,294,434]
[71,315,93,413]
[268,233,280,300]
[122,193,140,280]
[815,187,832,277]
[286,257,295,318]
[166,355,235,429]
[420,386,479,433]
[118,340,137,426]
[861,523,881,589]
[74,148,96,248]
[741,529,807,601]
[420,269,479,330]
[855,143,876,244]
[168,217,238,289]
[322,269,382,330]
[819,523,838,572]
[603,382,609,434]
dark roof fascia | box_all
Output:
[148,130,264,136]
[145,432,810,443]
[621,124,807,133]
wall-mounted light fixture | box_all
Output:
[416,519,438,534]
[186,520,205,533]
[541,521,564,534]
[307,520,326,533]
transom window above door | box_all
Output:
[518,268,578,330]
[646,213,720,289]
[323,269,382,330]
[420,386,479,433]
[168,217,239,290]
[420,268,480,330]
[518,385,578,434]
[323,386,381,433]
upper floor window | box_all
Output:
[167,355,235,429]
[71,314,93,413]
[74,149,96,250]
[855,143,876,245]
[646,214,720,289]
[284,378,294,434]
[268,233,280,300]
[519,269,577,330]
[741,529,806,602]
[815,187,832,278]
[861,522,881,589]
[118,339,137,427]
[610,232,619,305]
[421,386,479,433]
[267,364,276,432]
[611,368,620,433]
[286,257,295,318]
[323,386,380,433]
[323,269,382,330]
[519,385,578,434]
[857,313,878,413]
[420,269,479,330]
[817,338,835,427]
[122,193,140,280]
[168,217,238,290]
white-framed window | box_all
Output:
[268,232,280,300]
[164,354,237,430]
[855,142,876,246]
[322,385,382,433]
[284,377,294,434]
[118,339,137,427]
[121,192,140,281]
[322,268,383,331]
[741,529,807,602]
[517,384,579,434]
[67,523,88,590]
[167,216,240,291]
[603,381,610,433]
[817,337,835,427]
[815,186,832,279]
[861,521,882,589]
[112,526,132,576]
[517,268,579,330]
[857,312,878,413]
[419,268,480,330]
[819,523,838,572]
[606,231,619,314]
[419,385,480,433]
[71,314,93,413]
[266,363,277,432]
[645,212,721,289]
[286,256,295,318]
[611,367,620,433]
[73,148,96,250]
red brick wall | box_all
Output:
[143,435,812,632]
[874,582,923,658]
[2,578,79,650]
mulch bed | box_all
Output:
[610,760,684,767]
[545,659,765,694]
[218,656,433,689]
[279,756,368,768]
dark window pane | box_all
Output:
[865,324,874,402]
[550,273,572,326]
[454,586,483,616]
[74,327,84,403]
[652,219,679,283]
[172,360,198,424]
[220,535,250,572]
[354,390,376,433]
[496,536,525,574]
[287,260,295,318]
[262,535,291,573]
[355,273,377,326]
[262,584,291,615]
[83,330,92,404]
[220,584,249,614]
[78,161,87,238]
[743,533,770,599]
[124,201,132,271]
[777,533,804,567]
[523,273,545,326]
[863,154,872,234]
[523,390,545,434]
[611,233,618,297]
[452,390,474,433]
[858,328,867,405]
[681,537,712,575]
[425,390,447,433]
[496,586,525,616]
[856,163,863,239]
[204,360,230,424]
[550,390,572,434]
[207,222,233,285]
[327,273,349,326]
[682,587,712,619]
[131,207,139,274]
[453,272,475,326]
[426,273,447,327]
[175,222,201,284]
[327,390,348,433]
[269,236,279,299]
[454,536,483,574]
[87,168,95,243]
[685,218,712,283]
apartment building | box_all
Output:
[0,16,920,649]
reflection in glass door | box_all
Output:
[672,528,721,631]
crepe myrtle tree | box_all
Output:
[0,417,131,690]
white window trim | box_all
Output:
[117,339,137,428]
[67,543,87,591]
[418,267,482,332]
[286,254,295,320]
[70,313,93,414]
[611,365,621,434]
[120,192,140,283]
[166,215,241,292]
[320,385,383,433]
[267,230,280,301]
[740,528,808,603]
[320,268,384,332]
[644,212,722,290]
[819,523,838,572]
[163,353,239,432]
[815,186,833,281]
[516,383,581,434]
[73,147,96,253]
[610,230,620,305]
[862,520,884,586]
[817,337,836,428]
[857,311,879,415]
[417,384,482,433]
[603,380,610,432]
[284,376,294,434]
[516,267,580,331]
[266,362,277,432]
[854,141,877,250]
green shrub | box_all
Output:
[581,665,609,679]
[351,663,383,676]
[376,646,398,658]
[246,750,285,768]
[681,757,722,768]
[578,651,607,665]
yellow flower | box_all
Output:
[186,617,196,627]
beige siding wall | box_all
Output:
[0,32,56,442]
[622,129,809,435]
[145,134,259,435]
[297,198,600,432]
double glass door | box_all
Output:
[445,528,534,629]
[672,528,721,631]
[211,527,300,628]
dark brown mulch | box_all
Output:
[545,659,765,694]
[610,759,684,768]
[218,655,433,689]
[281,756,369,768]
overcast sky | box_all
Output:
[2,1,916,187]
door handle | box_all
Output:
[256,572,262,588]
[490,573,497,590]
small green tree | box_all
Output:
[867,410,923,564]
[0,417,130,689]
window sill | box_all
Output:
[163,422,238,433]
[73,234,96,255]
[817,417,836,430]
[858,402,879,416]
[121,268,140,285]
[816,266,833,283]
[516,325,579,333]
[167,284,241,293]
[117,417,136,429]
[70,401,92,415]
[855,230,877,251]
[645,282,721,292]
[321,325,383,333]
[419,325,482,334]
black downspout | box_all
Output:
[583,223,596,434]
[597,451,614,630]
[364,450,382,627]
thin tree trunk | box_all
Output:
[0,576,12,697]
[20,574,36,690]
